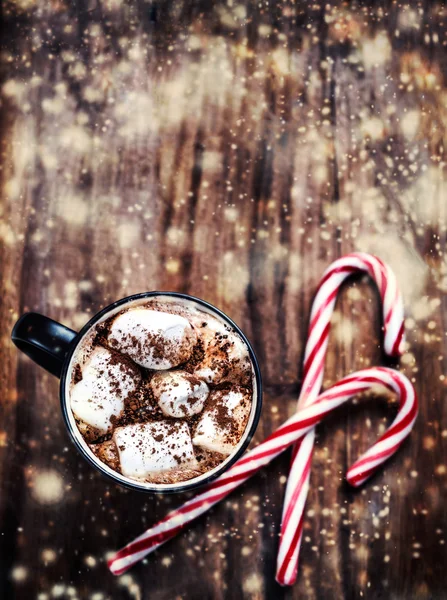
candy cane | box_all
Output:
[108,367,417,576]
[276,252,405,585]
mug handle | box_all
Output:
[11,312,77,378]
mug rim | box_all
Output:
[59,291,263,494]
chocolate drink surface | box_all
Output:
[68,297,255,485]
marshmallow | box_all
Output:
[192,388,251,455]
[113,420,197,479]
[71,348,140,435]
[194,331,251,385]
[150,371,209,418]
[108,309,197,370]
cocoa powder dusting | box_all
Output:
[183,337,205,372]
[73,363,82,384]
[93,316,114,347]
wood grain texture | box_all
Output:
[1,0,446,598]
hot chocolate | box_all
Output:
[68,296,255,486]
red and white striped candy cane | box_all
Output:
[108,367,417,576]
[276,252,405,585]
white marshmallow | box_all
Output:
[192,389,251,455]
[150,371,209,418]
[108,309,197,370]
[194,334,250,384]
[113,420,197,479]
[70,348,139,434]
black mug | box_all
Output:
[11,292,263,493]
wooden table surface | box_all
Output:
[1,1,446,598]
